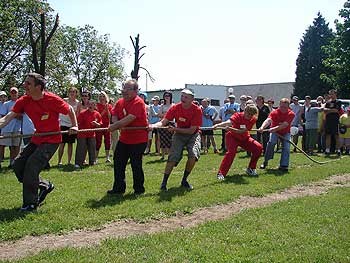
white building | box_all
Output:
[142,82,295,113]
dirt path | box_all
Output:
[1,174,350,261]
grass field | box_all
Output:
[0,136,349,262]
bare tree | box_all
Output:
[130,34,155,82]
[29,11,59,76]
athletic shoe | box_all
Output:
[181,180,194,190]
[246,168,258,177]
[260,162,268,169]
[20,204,37,212]
[74,164,81,169]
[278,166,289,172]
[217,173,225,181]
[160,183,167,191]
[106,158,112,163]
[38,182,55,205]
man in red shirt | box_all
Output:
[107,79,148,195]
[213,104,263,179]
[151,89,202,191]
[258,98,295,171]
[0,73,78,211]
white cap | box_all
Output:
[181,89,194,96]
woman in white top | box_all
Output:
[157,91,175,160]
[58,87,81,166]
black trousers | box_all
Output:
[113,141,147,193]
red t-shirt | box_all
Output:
[77,109,102,138]
[96,103,113,127]
[12,92,70,144]
[228,112,257,141]
[113,96,148,144]
[165,102,202,132]
[269,108,295,135]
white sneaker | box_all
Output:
[246,168,258,177]
[217,173,225,181]
[74,164,80,169]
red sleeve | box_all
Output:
[287,111,295,123]
[96,112,103,125]
[12,97,25,114]
[165,104,176,121]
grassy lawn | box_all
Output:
[0,137,349,242]
[11,186,350,262]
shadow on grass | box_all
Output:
[263,168,289,176]
[157,185,193,203]
[86,192,155,209]
[0,207,27,222]
[145,159,167,165]
[223,175,250,184]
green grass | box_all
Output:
[0,139,349,242]
[11,186,350,262]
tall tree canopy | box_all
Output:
[48,25,126,95]
[294,12,334,98]
[0,0,125,96]
[0,0,51,89]
[322,0,350,98]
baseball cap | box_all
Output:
[292,95,299,100]
[0,91,6,96]
[181,89,194,96]
[10,87,18,93]
[305,95,311,100]
[228,94,235,99]
[151,95,160,101]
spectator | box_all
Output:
[95,91,113,163]
[201,98,218,154]
[304,100,324,155]
[239,95,247,112]
[75,100,102,168]
[222,95,240,152]
[324,89,342,156]
[147,95,161,154]
[290,95,302,152]
[255,95,270,154]
[339,107,350,154]
[58,87,80,166]
[0,87,21,168]
[157,91,175,160]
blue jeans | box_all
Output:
[264,132,291,167]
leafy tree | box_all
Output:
[322,0,350,98]
[294,12,334,99]
[51,25,126,95]
[0,0,52,90]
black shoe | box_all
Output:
[260,162,268,169]
[107,189,124,195]
[181,181,193,190]
[20,204,37,212]
[38,183,55,205]
[278,166,288,172]
[160,183,167,191]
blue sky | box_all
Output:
[48,0,345,91]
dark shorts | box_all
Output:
[324,121,339,135]
[61,126,77,144]
[201,130,214,136]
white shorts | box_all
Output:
[0,132,21,146]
